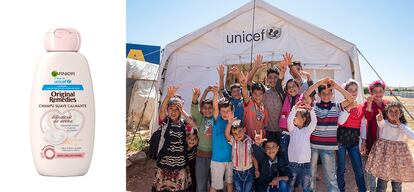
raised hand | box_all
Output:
[278,65,286,79]
[366,95,374,104]
[229,66,240,76]
[282,52,293,66]
[217,64,225,77]
[167,86,179,97]
[376,109,383,121]
[192,87,201,97]
[176,103,184,113]
[395,117,401,126]
[254,129,267,145]
[239,71,249,87]
[253,54,266,69]
[211,83,219,93]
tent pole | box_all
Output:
[249,0,257,68]
[357,48,414,121]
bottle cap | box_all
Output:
[44,28,81,52]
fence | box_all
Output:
[385,91,414,98]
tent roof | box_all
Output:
[162,0,357,63]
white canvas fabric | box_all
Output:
[126,59,159,130]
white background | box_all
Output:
[0,0,125,191]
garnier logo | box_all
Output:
[226,25,282,44]
[51,70,75,77]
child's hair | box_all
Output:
[284,79,300,92]
[266,67,279,76]
[201,98,213,107]
[342,79,359,90]
[218,98,233,111]
[230,83,241,92]
[263,138,279,148]
[251,83,266,94]
[292,61,302,69]
[231,118,243,131]
[296,108,312,127]
[383,101,407,124]
[186,126,199,136]
[368,80,385,93]
[317,84,332,94]
[168,95,184,107]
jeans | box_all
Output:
[233,167,255,192]
[310,148,340,192]
[255,180,289,192]
[376,178,402,192]
[377,178,402,192]
[279,133,290,167]
[362,155,377,191]
[195,156,211,192]
[288,162,311,192]
[336,144,366,192]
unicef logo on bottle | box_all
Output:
[266,26,282,39]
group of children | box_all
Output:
[151,52,414,192]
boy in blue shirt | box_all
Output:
[210,83,234,192]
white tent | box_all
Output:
[155,0,363,129]
[127,59,159,131]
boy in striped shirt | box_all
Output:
[303,78,354,192]
[224,112,259,192]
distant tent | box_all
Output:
[154,0,364,131]
[126,59,159,131]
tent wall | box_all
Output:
[126,59,159,130]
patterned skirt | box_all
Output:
[365,139,414,182]
[153,166,191,192]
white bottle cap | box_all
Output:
[44,28,81,52]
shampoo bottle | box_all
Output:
[30,28,95,176]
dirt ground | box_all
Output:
[126,151,414,192]
[127,96,414,191]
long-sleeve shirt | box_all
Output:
[364,100,388,153]
[311,102,343,150]
[378,119,414,142]
[263,87,283,132]
[287,107,317,163]
[191,104,213,155]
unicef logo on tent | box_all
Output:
[266,26,282,39]
[226,26,282,44]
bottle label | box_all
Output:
[38,70,88,160]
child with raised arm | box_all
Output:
[286,101,317,192]
[290,61,314,94]
[303,78,354,192]
[274,53,303,169]
[255,137,290,192]
[153,86,194,192]
[336,79,366,192]
[191,87,214,192]
[239,70,268,140]
[224,113,259,192]
[246,53,301,141]
[210,84,233,192]
[365,101,414,192]
[362,80,389,191]
[217,64,244,121]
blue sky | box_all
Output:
[127,0,414,87]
